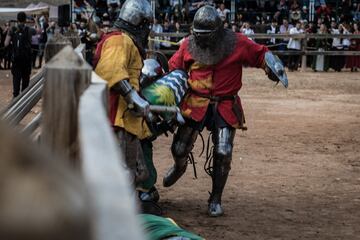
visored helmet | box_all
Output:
[114,0,153,53]
[118,0,153,27]
[140,59,164,88]
[192,5,223,49]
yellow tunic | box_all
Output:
[95,32,151,139]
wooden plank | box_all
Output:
[79,80,145,240]
[154,32,360,39]
[2,73,44,125]
[42,46,92,168]
[0,120,92,240]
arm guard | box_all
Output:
[111,79,151,118]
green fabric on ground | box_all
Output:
[140,214,204,240]
[139,140,157,191]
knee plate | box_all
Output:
[212,127,236,167]
[171,125,199,164]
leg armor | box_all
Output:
[115,129,149,187]
[208,127,236,217]
[163,124,199,187]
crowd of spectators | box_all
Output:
[148,0,360,72]
[0,0,359,73]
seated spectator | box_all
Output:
[277,0,289,21]
[217,3,230,22]
[265,0,278,14]
[231,22,239,32]
[352,3,360,22]
[301,5,309,20]
[316,4,331,25]
[170,0,184,22]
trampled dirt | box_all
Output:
[1,68,359,239]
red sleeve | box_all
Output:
[168,38,188,71]
[238,34,268,68]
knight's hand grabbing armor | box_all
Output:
[112,79,155,122]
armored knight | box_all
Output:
[93,0,154,188]
[163,6,287,217]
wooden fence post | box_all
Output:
[0,121,92,240]
[301,33,308,72]
[42,46,91,168]
[44,33,72,63]
[64,31,81,48]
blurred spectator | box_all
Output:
[161,20,173,49]
[339,23,351,49]
[353,2,360,22]
[152,18,163,50]
[339,0,352,23]
[278,18,293,66]
[158,0,172,20]
[231,22,239,32]
[241,22,255,40]
[329,21,344,71]
[38,16,48,69]
[346,22,360,71]
[266,19,279,49]
[277,0,289,21]
[0,25,3,69]
[170,0,185,22]
[312,23,331,71]
[316,4,331,25]
[2,22,12,70]
[265,0,278,14]
[5,12,40,98]
[188,0,214,20]
[289,0,302,23]
[47,21,56,41]
[301,5,309,20]
[217,3,230,22]
[287,21,303,71]
[31,30,40,69]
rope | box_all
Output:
[148,38,180,46]
[204,132,214,177]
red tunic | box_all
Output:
[169,33,268,128]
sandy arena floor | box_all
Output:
[1,68,359,239]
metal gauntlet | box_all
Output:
[112,79,150,117]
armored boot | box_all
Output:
[208,127,235,217]
[208,161,230,217]
[163,124,199,187]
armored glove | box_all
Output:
[112,79,155,122]
[265,65,280,83]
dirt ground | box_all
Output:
[1,68,360,239]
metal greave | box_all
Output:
[171,124,199,168]
[210,127,236,204]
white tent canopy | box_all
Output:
[0,2,58,20]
